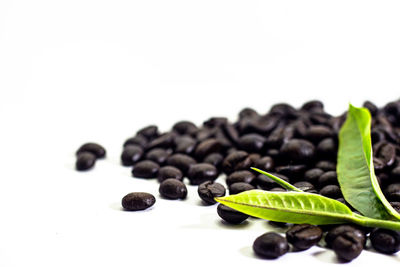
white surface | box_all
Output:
[1,1,400,266]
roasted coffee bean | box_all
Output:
[76,143,106,159]
[136,125,159,140]
[146,133,175,150]
[363,101,378,116]
[145,148,170,165]
[275,165,307,181]
[121,192,156,211]
[187,163,218,185]
[198,181,226,205]
[315,160,336,171]
[332,231,364,262]
[166,153,196,175]
[221,123,240,145]
[316,138,337,159]
[121,145,143,166]
[301,100,324,112]
[303,168,324,184]
[238,107,258,119]
[253,156,274,171]
[248,153,261,165]
[374,142,396,168]
[159,178,187,200]
[229,182,255,195]
[217,204,249,224]
[238,116,277,135]
[222,151,252,174]
[325,225,366,248]
[172,121,198,136]
[384,183,400,202]
[319,185,342,199]
[370,228,400,254]
[76,152,96,171]
[270,103,298,118]
[280,139,315,164]
[203,153,224,169]
[286,224,323,251]
[203,117,228,128]
[174,136,197,155]
[305,125,333,144]
[238,133,266,153]
[157,166,183,183]
[123,135,148,148]
[226,170,256,187]
[266,149,280,158]
[371,129,386,144]
[318,171,338,187]
[194,138,223,160]
[390,201,400,213]
[390,166,400,180]
[253,232,289,259]
[132,160,160,178]
[255,173,289,190]
[293,181,315,192]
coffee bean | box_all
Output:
[221,123,240,145]
[194,138,223,160]
[198,181,226,204]
[316,138,337,159]
[270,187,286,192]
[222,151,252,174]
[363,101,378,116]
[172,121,198,136]
[238,133,266,153]
[159,178,187,200]
[76,152,96,171]
[132,160,160,178]
[217,204,249,224]
[253,156,274,171]
[123,135,148,148]
[255,173,289,190]
[280,139,315,164]
[187,163,218,185]
[292,181,315,192]
[374,142,396,168]
[315,160,336,171]
[286,224,323,251]
[325,225,366,248]
[319,185,342,199]
[370,228,400,254]
[122,192,156,211]
[238,107,258,119]
[318,171,338,187]
[226,170,256,187]
[305,125,333,144]
[390,166,400,180]
[332,231,364,262]
[253,232,289,259]
[157,166,183,183]
[145,148,170,165]
[121,145,143,166]
[166,153,196,175]
[390,201,400,213]
[146,133,175,150]
[229,182,255,195]
[203,117,228,128]
[303,168,324,184]
[203,153,224,169]
[76,143,106,159]
[384,183,400,202]
[275,165,307,181]
[174,136,197,155]
[136,125,159,140]
[301,100,324,112]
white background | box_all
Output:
[1,1,400,266]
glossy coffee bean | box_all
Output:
[253,232,289,259]
[159,178,187,200]
[121,145,143,166]
[229,182,255,195]
[332,231,364,262]
[253,156,274,171]
[136,125,159,140]
[238,133,266,153]
[374,142,396,168]
[145,148,170,165]
[305,125,333,143]
[76,143,106,159]
[325,225,366,248]
[319,185,342,199]
[174,136,197,155]
[194,138,223,160]
[217,204,249,224]
[76,152,96,171]
[301,100,324,112]
[315,160,336,171]
[280,139,315,164]
[318,171,338,187]
[121,192,156,211]
[172,121,198,136]
[187,163,218,185]
[203,153,224,169]
[146,133,175,150]
[203,117,228,128]
[166,153,196,175]
[123,135,148,148]
[222,151,252,174]
[226,170,256,187]
[157,166,183,183]
[255,173,289,190]
[286,224,323,250]
[384,183,400,202]
[370,228,400,254]
[303,168,324,184]
[198,181,226,205]
[316,138,337,159]
[132,160,160,178]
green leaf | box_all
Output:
[250,167,303,192]
[215,190,354,225]
[337,104,400,220]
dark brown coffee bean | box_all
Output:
[305,125,333,143]
[238,116,278,136]
[76,143,106,159]
[318,171,338,187]
[325,225,366,248]
[198,181,226,205]
[166,153,196,175]
[157,166,183,183]
[217,204,249,224]
[146,133,175,150]
[315,160,336,171]
[275,165,307,181]
[238,133,266,153]
[316,138,337,159]
[123,135,148,148]
[203,117,228,128]
[238,107,258,119]
[384,183,400,202]
[194,138,223,160]
[292,181,315,192]
[280,139,315,164]
[363,101,378,116]
[286,224,323,250]
[374,142,396,168]
[121,145,143,166]
[221,123,240,145]
[303,168,324,184]
[145,148,170,165]
[226,170,256,187]
[266,149,280,158]
[222,151,252,174]
[122,192,156,211]
[229,182,255,195]
[255,173,289,190]
[391,166,400,180]
[370,228,400,254]
[159,178,187,200]
[253,232,289,259]
[76,152,96,171]
[254,156,274,171]
[187,163,218,185]
[136,125,159,140]
[319,185,342,199]
[371,129,386,144]
[301,100,324,112]
[132,160,160,178]
[172,121,198,136]
[332,231,364,262]
[203,153,224,169]
[174,136,197,155]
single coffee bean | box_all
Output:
[286,224,323,251]
[253,232,289,259]
[253,156,274,171]
[332,231,364,262]
[370,228,400,254]
[301,100,324,112]
[145,148,170,165]
[157,166,183,183]
[121,145,143,166]
[166,153,196,175]
[123,135,148,148]
[221,123,240,145]
[374,142,396,168]
[292,181,315,192]
[198,181,226,205]
[146,133,175,150]
[363,100,378,116]
[384,183,400,202]
[226,170,256,187]
[275,165,307,181]
[187,163,218,185]
[303,168,324,184]
[238,133,266,153]
[121,192,156,211]
[217,204,249,224]
[222,151,252,174]
[319,185,343,199]
[316,138,337,159]
[75,152,96,171]
[229,182,255,195]
[132,160,160,178]
[318,171,338,187]
[305,125,333,144]
[136,125,159,140]
[76,142,106,159]
[255,173,289,190]
[194,138,223,160]
[279,139,315,164]
[174,135,197,155]
[315,160,336,171]
[238,107,258,119]
[159,178,187,200]
[203,153,224,169]
[203,117,228,128]
[325,225,366,248]
[172,120,198,136]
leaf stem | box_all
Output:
[350,213,400,231]
[251,167,303,192]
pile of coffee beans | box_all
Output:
[75,99,400,261]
